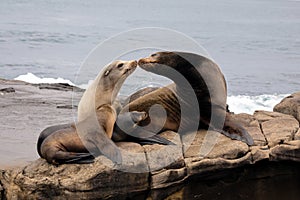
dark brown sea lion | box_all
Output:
[38,60,137,164]
[115,52,254,145]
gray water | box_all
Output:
[1,0,300,96]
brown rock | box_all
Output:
[253,110,295,123]
[185,152,252,177]
[295,129,300,140]
[270,140,300,162]
[1,157,149,199]
[274,92,300,122]
[183,130,249,160]
[183,130,251,177]
[260,117,298,147]
[150,167,187,189]
[143,131,184,172]
[250,146,270,163]
[143,131,186,189]
[116,142,148,173]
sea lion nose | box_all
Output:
[138,58,145,66]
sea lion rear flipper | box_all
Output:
[221,114,254,146]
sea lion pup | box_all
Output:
[116,52,254,145]
[38,60,137,164]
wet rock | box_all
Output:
[56,105,77,109]
[37,83,84,92]
[0,87,15,94]
[274,92,300,122]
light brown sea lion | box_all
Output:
[115,52,254,145]
[38,60,137,164]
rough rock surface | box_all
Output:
[274,92,300,122]
[0,80,300,200]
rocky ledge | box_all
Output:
[0,79,300,200]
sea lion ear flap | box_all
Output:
[104,70,110,76]
[130,111,148,123]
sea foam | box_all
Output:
[14,73,75,86]
[227,94,289,114]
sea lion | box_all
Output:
[38,60,137,164]
[116,52,254,145]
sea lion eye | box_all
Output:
[117,63,124,68]
[104,70,110,76]
[151,53,157,57]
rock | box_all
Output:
[183,130,249,160]
[56,105,78,109]
[116,142,148,173]
[0,87,15,94]
[37,83,84,92]
[0,179,3,200]
[295,129,300,140]
[1,157,149,199]
[185,152,252,177]
[183,130,251,177]
[1,78,300,199]
[274,92,300,122]
[253,110,294,123]
[250,146,270,163]
[270,140,300,162]
[254,111,299,147]
[143,131,187,189]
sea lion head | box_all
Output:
[100,60,137,91]
[138,51,201,81]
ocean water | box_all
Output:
[1,0,300,114]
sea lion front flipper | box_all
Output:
[76,116,123,165]
[133,134,175,145]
